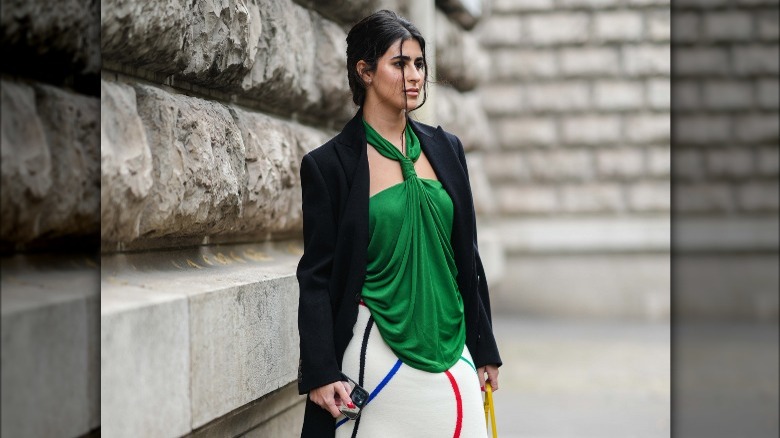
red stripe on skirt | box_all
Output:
[444,370,463,438]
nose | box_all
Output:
[407,65,421,84]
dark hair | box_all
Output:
[346,10,429,109]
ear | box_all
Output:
[356,60,372,83]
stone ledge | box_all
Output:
[1,255,99,437]
[496,216,671,254]
[101,241,303,436]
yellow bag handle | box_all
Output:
[483,382,498,437]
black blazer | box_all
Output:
[296,109,502,437]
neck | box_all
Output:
[362,97,407,147]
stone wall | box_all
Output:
[672,0,779,320]
[476,0,673,319]
[1,0,101,436]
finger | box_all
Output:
[477,367,486,391]
[487,368,499,391]
[335,381,353,406]
[324,398,342,418]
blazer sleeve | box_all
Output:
[296,153,344,394]
[451,134,503,369]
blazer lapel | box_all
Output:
[410,119,471,225]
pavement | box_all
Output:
[488,315,671,438]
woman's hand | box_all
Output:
[477,364,500,392]
[309,381,354,418]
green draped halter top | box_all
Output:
[361,119,466,373]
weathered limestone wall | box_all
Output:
[672,0,779,320]
[476,0,672,319]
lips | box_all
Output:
[405,88,419,96]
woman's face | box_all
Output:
[363,38,425,112]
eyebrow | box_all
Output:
[390,55,424,62]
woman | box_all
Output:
[297,10,501,438]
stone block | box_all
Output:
[675,253,778,320]
[625,113,671,144]
[495,117,558,148]
[671,12,699,43]
[243,401,305,437]
[435,87,496,152]
[676,114,732,145]
[738,181,780,212]
[675,183,734,213]
[560,183,625,213]
[627,181,671,212]
[495,253,670,320]
[0,80,99,246]
[756,146,780,176]
[596,148,645,179]
[436,10,489,91]
[133,84,245,239]
[672,149,705,181]
[478,84,524,115]
[647,9,671,41]
[561,115,622,145]
[594,80,645,110]
[734,113,779,143]
[463,153,498,215]
[101,80,154,243]
[647,78,671,109]
[1,260,99,438]
[0,0,100,75]
[732,44,780,75]
[291,0,377,26]
[177,0,264,87]
[673,47,730,76]
[757,79,780,109]
[622,44,670,76]
[496,185,559,214]
[525,81,590,111]
[671,81,700,111]
[559,47,621,77]
[526,13,589,45]
[646,146,671,177]
[240,1,317,107]
[702,80,754,110]
[525,150,594,181]
[594,11,644,42]
[230,107,325,237]
[491,49,558,80]
[101,0,191,74]
[101,294,191,438]
[189,277,300,427]
[705,148,755,179]
[34,84,100,237]
[477,15,523,46]
[1,81,51,243]
[556,0,621,8]
[492,0,554,12]
[482,152,531,183]
[436,0,486,30]
[702,11,754,41]
[757,9,779,40]
[310,13,354,119]
[188,382,304,437]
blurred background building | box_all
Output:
[1,0,775,437]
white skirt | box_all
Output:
[335,303,488,438]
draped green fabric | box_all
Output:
[360,119,465,373]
